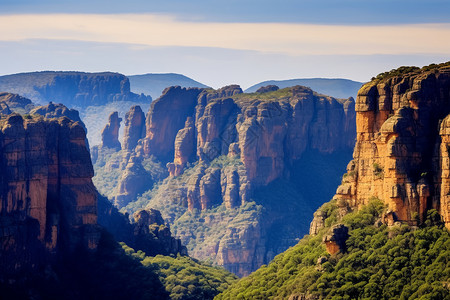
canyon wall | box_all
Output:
[0,113,100,276]
[0,104,186,280]
[312,63,450,233]
[139,85,355,199]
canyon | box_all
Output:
[94,84,357,276]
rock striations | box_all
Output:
[0,105,188,282]
[312,62,450,234]
[0,113,100,276]
[141,85,355,192]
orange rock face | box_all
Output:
[331,63,450,229]
[143,85,355,211]
[141,86,202,161]
[123,105,146,151]
[0,114,100,274]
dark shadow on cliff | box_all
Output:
[254,149,352,256]
[0,230,169,300]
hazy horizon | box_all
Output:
[0,1,449,89]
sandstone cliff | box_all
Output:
[0,105,187,280]
[142,85,355,191]
[123,105,146,151]
[101,111,122,150]
[0,113,100,276]
[312,62,450,233]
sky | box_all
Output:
[0,0,449,89]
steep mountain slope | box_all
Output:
[245,78,363,99]
[93,84,356,276]
[129,73,210,99]
[218,62,450,299]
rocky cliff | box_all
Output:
[101,111,122,150]
[312,62,450,234]
[0,105,186,278]
[0,71,150,106]
[0,113,100,276]
[95,84,356,276]
[141,85,355,190]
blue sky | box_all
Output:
[0,0,449,89]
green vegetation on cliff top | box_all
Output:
[217,199,450,300]
[371,61,450,82]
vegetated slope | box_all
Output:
[93,84,356,276]
[122,243,237,300]
[245,78,363,99]
[128,73,210,99]
[217,200,450,299]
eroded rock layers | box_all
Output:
[137,85,355,207]
[0,114,100,275]
[318,63,450,232]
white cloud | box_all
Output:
[0,14,449,56]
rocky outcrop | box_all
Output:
[101,111,122,150]
[0,114,100,276]
[215,222,266,277]
[141,86,203,161]
[133,209,188,256]
[114,154,151,208]
[256,85,279,93]
[0,71,150,106]
[322,224,349,255]
[30,101,87,134]
[98,199,188,257]
[167,117,195,176]
[322,62,450,232]
[165,85,354,201]
[123,105,146,151]
[134,85,354,204]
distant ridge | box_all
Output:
[245,78,363,99]
[128,73,210,99]
[0,71,148,106]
